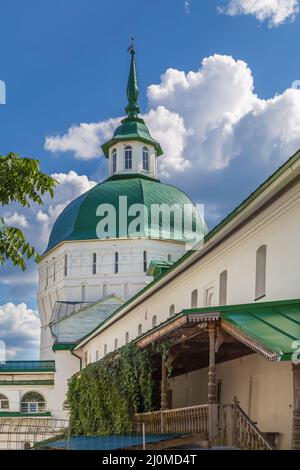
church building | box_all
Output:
[1,48,300,450]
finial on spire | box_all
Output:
[125,36,140,119]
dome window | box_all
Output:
[112,149,117,173]
[124,146,132,170]
[21,391,45,414]
[142,147,149,171]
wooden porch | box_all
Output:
[134,305,300,450]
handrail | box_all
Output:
[235,403,273,450]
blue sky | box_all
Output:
[1,0,300,359]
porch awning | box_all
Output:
[220,300,300,361]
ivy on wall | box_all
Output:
[68,343,160,435]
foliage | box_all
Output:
[0,152,56,269]
[68,343,161,436]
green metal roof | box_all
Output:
[147,260,175,278]
[0,361,55,373]
[221,300,300,361]
[45,174,201,252]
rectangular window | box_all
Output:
[64,254,68,276]
[143,251,147,272]
[219,270,227,306]
[143,149,149,171]
[114,252,119,274]
[112,152,117,173]
[92,253,97,274]
[255,245,267,300]
[124,147,132,170]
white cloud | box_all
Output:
[45,119,120,159]
[220,0,300,27]
[0,303,40,359]
[4,212,28,228]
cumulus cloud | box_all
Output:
[220,0,300,27]
[0,171,97,289]
[0,303,40,359]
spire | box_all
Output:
[125,42,140,119]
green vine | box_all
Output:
[67,343,160,435]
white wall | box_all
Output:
[170,354,293,450]
[80,181,300,362]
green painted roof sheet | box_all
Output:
[101,117,163,158]
[45,174,201,252]
[221,301,300,361]
[0,361,55,372]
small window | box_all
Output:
[53,259,56,282]
[21,392,45,414]
[0,394,9,410]
[124,146,132,170]
[124,283,129,298]
[89,353,91,364]
[142,147,149,171]
[92,253,97,275]
[82,285,86,302]
[125,332,129,344]
[168,254,172,262]
[114,338,118,350]
[143,251,147,273]
[169,304,175,317]
[64,254,68,276]
[104,344,107,355]
[138,323,142,336]
[191,289,198,308]
[63,400,70,411]
[96,350,99,361]
[114,252,119,274]
[255,245,267,300]
[103,284,108,297]
[219,270,227,306]
[152,315,157,328]
[112,149,117,173]
[84,351,88,367]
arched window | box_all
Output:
[114,338,118,350]
[125,332,129,344]
[255,245,267,300]
[21,392,45,414]
[168,254,172,262]
[169,304,175,317]
[112,148,117,173]
[152,315,157,328]
[103,284,108,297]
[96,350,99,361]
[138,323,142,336]
[0,394,9,409]
[142,147,149,171]
[124,146,132,170]
[53,257,56,282]
[191,289,198,308]
[219,270,228,306]
[104,344,107,355]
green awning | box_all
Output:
[221,300,300,361]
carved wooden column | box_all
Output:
[208,322,218,446]
[161,356,168,433]
[292,364,300,449]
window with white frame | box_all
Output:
[255,245,267,300]
[0,394,9,409]
[21,392,45,414]
[124,146,132,170]
[219,270,228,306]
[191,289,198,308]
[112,148,117,173]
[142,147,149,171]
[205,286,214,307]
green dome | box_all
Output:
[46,174,201,252]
